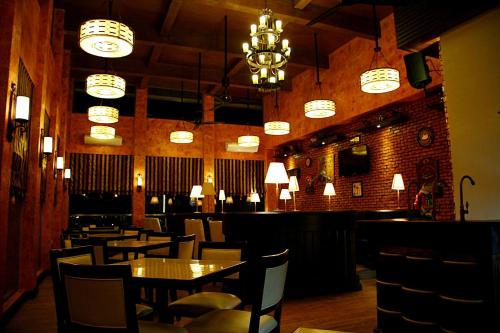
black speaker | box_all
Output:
[404,52,432,89]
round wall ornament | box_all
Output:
[305,157,312,167]
[417,127,434,147]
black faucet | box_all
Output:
[459,175,475,222]
[406,181,420,220]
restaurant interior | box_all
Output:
[0,1,499,332]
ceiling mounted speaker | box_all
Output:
[404,52,432,89]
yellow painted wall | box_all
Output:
[441,7,500,220]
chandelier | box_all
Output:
[304,32,336,119]
[86,73,126,99]
[360,5,400,94]
[88,106,119,123]
[170,130,193,144]
[90,125,115,139]
[238,135,260,147]
[242,8,290,92]
[264,91,290,135]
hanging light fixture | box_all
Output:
[304,32,336,119]
[242,5,290,92]
[238,135,260,147]
[90,125,115,139]
[86,73,126,99]
[170,81,193,144]
[360,5,400,94]
[265,91,290,135]
[88,105,119,123]
[79,1,134,58]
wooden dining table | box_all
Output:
[88,233,138,241]
[107,240,172,261]
[118,258,246,322]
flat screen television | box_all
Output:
[338,144,370,176]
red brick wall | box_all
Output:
[278,95,455,221]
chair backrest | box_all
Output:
[249,249,289,333]
[146,232,175,257]
[121,227,141,239]
[59,263,139,332]
[173,234,196,259]
[144,217,162,232]
[199,241,246,279]
[184,219,205,258]
[49,246,95,333]
[208,220,225,242]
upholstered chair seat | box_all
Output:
[184,309,277,333]
[168,291,241,317]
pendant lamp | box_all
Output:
[265,91,290,135]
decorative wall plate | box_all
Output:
[417,127,434,147]
[305,157,312,167]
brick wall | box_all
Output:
[278,95,455,221]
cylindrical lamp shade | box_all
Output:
[64,168,71,179]
[238,135,260,147]
[86,74,126,99]
[15,96,30,121]
[264,121,290,135]
[264,162,289,184]
[170,130,193,143]
[280,189,291,200]
[79,19,134,58]
[56,157,65,170]
[218,190,226,201]
[88,106,119,123]
[250,192,260,203]
[289,176,299,192]
[304,99,336,119]
[43,137,53,154]
[360,67,400,93]
[323,182,336,196]
[90,126,115,139]
[392,173,405,190]
[190,185,203,198]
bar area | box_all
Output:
[1,1,499,332]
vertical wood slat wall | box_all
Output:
[215,159,264,196]
[69,153,133,195]
[146,156,203,196]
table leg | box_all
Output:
[156,287,174,323]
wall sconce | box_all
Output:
[39,130,53,166]
[56,157,65,171]
[63,168,71,190]
[137,173,143,192]
[7,83,30,142]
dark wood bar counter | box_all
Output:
[357,220,500,333]
[166,210,406,298]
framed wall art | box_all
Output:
[352,181,363,197]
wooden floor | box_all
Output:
[5,277,377,333]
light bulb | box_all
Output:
[252,74,259,84]
[259,54,266,64]
[259,15,266,27]
[278,70,285,81]
[268,33,275,46]
[275,53,282,62]
[242,42,249,53]
[282,39,289,49]
[275,20,282,31]
[269,76,276,84]
[250,24,257,34]
[251,36,258,47]
[260,67,268,78]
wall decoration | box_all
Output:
[305,175,314,194]
[417,127,434,147]
[349,135,360,145]
[305,157,312,167]
[319,154,334,182]
[352,181,363,197]
[40,111,50,204]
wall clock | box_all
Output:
[305,157,312,167]
[417,127,434,147]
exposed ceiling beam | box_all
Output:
[294,0,313,10]
[189,0,374,39]
[160,0,183,36]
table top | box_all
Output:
[88,233,137,240]
[124,258,245,284]
[107,240,171,250]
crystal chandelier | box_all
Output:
[88,106,119,123]
[90,125,115,139]
[86,73,126,99]
[304,32,336,119]
[238,135,260,147]
[242,8,290,92]
[360,5,400,94]
[79,1,134,58]
[170,130,193,144]
[264,91,290,135]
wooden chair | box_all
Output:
[171,234,196,259]
[184,219,205,258]
[167,241,247,319]
[185,249,289,333]
[59,263,186,333]
[146,232,175,258]
[208,220,225,242]
[144,217,162,233]
[121,226,142,239]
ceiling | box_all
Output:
[55,0,394,107]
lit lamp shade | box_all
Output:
[170,131,193,144]
[88,106,119,123]
[250,192,260,203]
[218,190,226,201]
[238,135,260,147]
[392,173,405,190]
[150,196,159,205]
[56,157,65,170]
[90,126,115,139]
[190,185,204,198]
[323,182,336,196]
[64,168,71,179]
[43,136,53,154]
[86,74,126,99]
[79,19,134,58]
[360,68,400,94]
[15,96,30,121]
[226,196,234,204]
[264,121,290,135]
[264,162,289,184]
[279,189,291,200]
[304,99,336,119]
[288,176,299,192]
